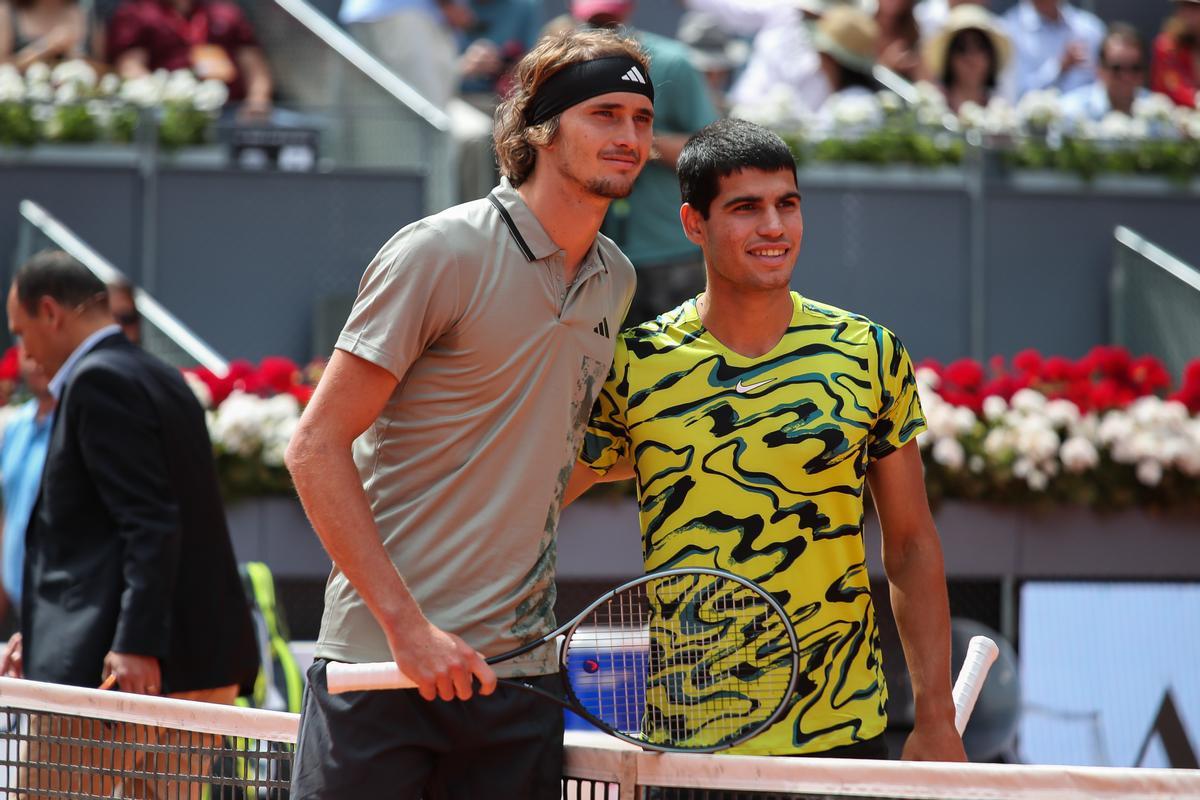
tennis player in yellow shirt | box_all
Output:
[567,118,966,762]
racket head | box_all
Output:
[559,567,799,753]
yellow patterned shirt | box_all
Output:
[580,292,926,755]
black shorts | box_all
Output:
[290,659,564,800]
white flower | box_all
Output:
[50,59,97,91]
[162,69,199,104]
[120,75,164,108]
[25,62,51,84]
[1097,410,1134,447]
[192,79,229,113]
[26,81,53,104]
[984,428,1014,458]
[1096,111,1137,141]
[878,90,903,114]
[1014,419,1059,463]
[55,82,80,105]
[1011,388,1046,413]
[1044,399,1081,428]
[98,73,122,97]
[952,406,977,435]
[828,93,883,131]
[731,84,801,129]
[932,437,966,470]
[915,367,941,391]
[1012,457,1032,479]
[1026,469,1048,491]
[983,97,1019,136]
[184,372,213,409]
[1136,460,1163,487]
[968,455,984,473]
[1060,436,1099,473]
[1016,89,1062,130]
[0,67,24,102]
[982,395,1008,422]
[1186,110,1200,141]
[1132,92,1176,124]
[958,101,986,131]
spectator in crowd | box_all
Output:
[107,0,275,121]
[2,250,258,797]
[1063,24,1149,121]
[876,0,922,81]
[675,10,748,115]
[1151,0,1200,109]
[813,4,879,127]
[0,344,53,628]
[339,0,472,110]
[458,0,539,110]
[450,0,542,200]
[573,0,719,327]
[107,279,141,346]
[1001,0,1104,100]
[916,0,989,40]
[0,0,99,70]
[924,3,1011,112]
[687,0,853,123]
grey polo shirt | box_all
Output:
[316,178,636,677]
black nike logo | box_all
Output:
[592,318,610,338]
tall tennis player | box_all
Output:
[285,29,653,799]
[568,118,968,763]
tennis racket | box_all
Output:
[327,568,801,753]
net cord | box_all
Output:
[0,677,298,743]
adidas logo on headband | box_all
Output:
[620,66,647,84]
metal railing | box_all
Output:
[1111,226,1200,379]
[249,0,456,213]
[15,200,229,376]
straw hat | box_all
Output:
[924,4,1013,81]
[812,6,879,75]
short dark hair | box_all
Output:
[13,250,107,315]
[678,119,797,218]
[1100,22,1144,66]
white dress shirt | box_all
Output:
[1001,0,1105,100]
[48,325,122,401]
[688,0,831,119]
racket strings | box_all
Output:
[563,573,796,751]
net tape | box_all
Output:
[0,678,1197,800]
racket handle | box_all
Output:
[326,662,417,693]
[952,635,999,735]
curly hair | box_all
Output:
[493,28,650,187]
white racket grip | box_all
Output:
[326,662,417,693]
[952,635,999,735]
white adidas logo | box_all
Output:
[620,66,647,84]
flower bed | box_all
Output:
[0,60,227,149]
[741,83,1200,182]
[917,347,1200,510]
[176,347,1200,513]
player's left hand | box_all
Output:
[901,720,968,762]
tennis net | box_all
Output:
[0,676,295,799]
[1,677,1198,800]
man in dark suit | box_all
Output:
[1,250,258,796]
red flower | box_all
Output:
[943,358,985,391]
[0,347,19,382]
[187,367,235,406]
[258,357,301,394]
[1012,349,1043,377]
[1041,356,1079,384]
[1082,345,1133,380]
[286,383,314,405]
[1130,355,1171,394]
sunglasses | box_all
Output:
[1105,62,1144,75]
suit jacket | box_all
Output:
[22,333,258,694]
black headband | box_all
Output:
[524,55,655,127]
